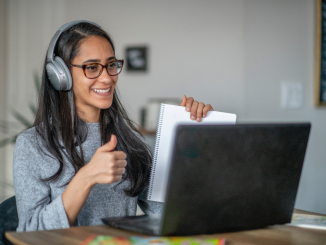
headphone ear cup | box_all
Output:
[46,57,72,91]
[46,62,62,91]
[54,57,73,91]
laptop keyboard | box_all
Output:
[103,215,161,234]
[126,217,161,227]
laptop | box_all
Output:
[102,123,311,235]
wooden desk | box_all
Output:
[6,209,326,245]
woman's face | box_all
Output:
[70,36,118,121]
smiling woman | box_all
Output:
[12,20,213,232]
[70,36,121,122]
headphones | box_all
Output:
[46,20,102,91]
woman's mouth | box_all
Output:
[92,87,111,96]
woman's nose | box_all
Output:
[98,67,113,84]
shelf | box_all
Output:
[138,128,156,136]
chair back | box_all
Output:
[0,196,18,245]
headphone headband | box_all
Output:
[46,20,102,63]
[46,20,102,91]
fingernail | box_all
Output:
[203,114,206,118]
[186,108,190,112]
[196,118,201,122]
[191,116,195,120]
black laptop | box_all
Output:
[102,123,311,235]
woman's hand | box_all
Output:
[62,135,126,226]
[180,95,214,122]
[79,134,127,186]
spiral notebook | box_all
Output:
[147,104,237,202]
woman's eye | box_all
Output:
[86,65,100,74]
[108,63,117,68]
[86,65,97,70]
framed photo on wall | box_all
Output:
[125,46,148,72]
[315,0,326,106]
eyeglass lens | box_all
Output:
[85,61,123,78]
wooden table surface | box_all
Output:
[6,209,326,245]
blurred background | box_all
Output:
[1,0,326,214]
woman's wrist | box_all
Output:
[75,166,94,191]
[62,166,94,226]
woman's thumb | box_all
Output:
[101,135,117,152]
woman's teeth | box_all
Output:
[93,88,110,93]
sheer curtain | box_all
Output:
[0,0,66,202]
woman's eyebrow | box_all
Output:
[83,59,100,64]
[107,56,116,61]
[82,56,116,64]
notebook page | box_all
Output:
[147,104,236,202]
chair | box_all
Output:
[0,196,18,245]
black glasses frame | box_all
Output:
[70,59,124,79]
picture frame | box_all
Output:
[125,46,148,72]
[315,0,326,106]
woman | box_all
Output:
[13,21,214,232]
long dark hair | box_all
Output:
[34,22,151,197]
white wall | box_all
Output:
[0,0,8,202]
[1,0,325,213]
[242,0,326,213]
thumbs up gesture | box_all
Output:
[80,135,127,185]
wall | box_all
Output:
[0,0,7,202]
[1,0,325,213]
[242,0,326,213]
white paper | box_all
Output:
[147,104,237,202]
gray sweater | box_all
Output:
[13,123,162,232]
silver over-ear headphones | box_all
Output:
[46,20,102,91]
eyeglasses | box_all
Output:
[70,60,124,79]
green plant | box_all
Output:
[0,72,40,147]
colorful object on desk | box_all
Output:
[80,236,225,245]
[80,236,130,245]
[291,213,326,227]
[130,236,225,245]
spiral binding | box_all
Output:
[147,104,165,200]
